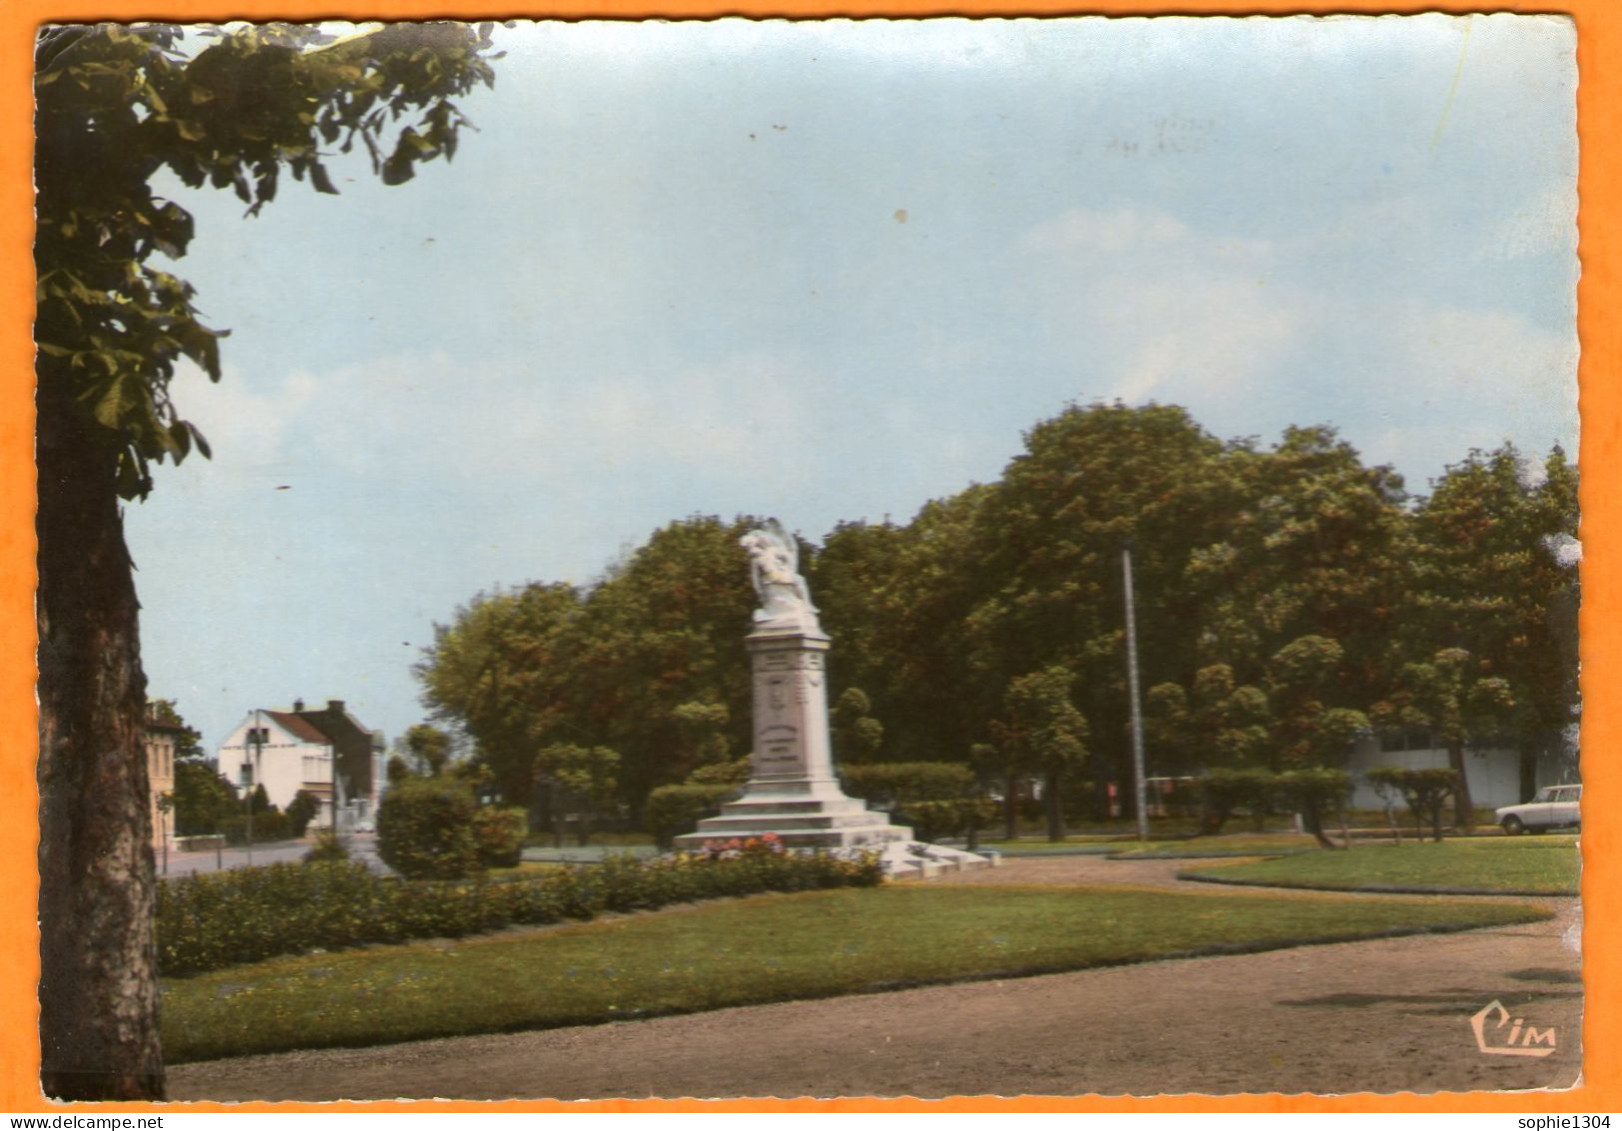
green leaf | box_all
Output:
[381,152,414,186]
[92,375,127,428]
[188,422,213,460]
[167,419,192,461]
[309,162,338,194]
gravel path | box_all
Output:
[166,856,1581,1101]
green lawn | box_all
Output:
[162,882,1549,1063]
[1184,836,1580,894]
[978,840,1124,855]
[1110,833,1319,857]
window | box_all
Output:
[1378,727,1434,752]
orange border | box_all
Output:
[2,1,1614,1114]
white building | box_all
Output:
[1343,731,1575,811]
[215,699,384,830]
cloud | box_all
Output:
[167,362,319,473]
[1481,183,1579,262]
[1022,205,1270,262]
[167,346,883,519]
[1017,205,1302,404]
[1022,206,1193,255]
[1011,201,1576,491]
[1390,303,1577,417]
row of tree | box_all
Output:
[415,402,1580,833]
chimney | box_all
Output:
[293,698,305,713]
[328,699,345,713]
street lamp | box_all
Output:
[155,792,172,875]
[1122,540,1149,841]
[242,710,265,865]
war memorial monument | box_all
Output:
[675,520,990,876]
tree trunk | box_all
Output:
[36,380,163,1100]
[1448,741,1475,831]
[1298,802,1343,850]
[1044,769,1064,842]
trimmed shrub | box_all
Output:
[471,805,528,868]
[377,776,480,879]
[686,756,752,787]
[1196,768,1279,834]
[1276,768,1352,848]
[900,797,1001,843]
[840,763,996,842]
[285,790,321,838]
[302,829,349,863]
[643,782,738,848]
[220,810,288,846]
[840,762,977,807]
[156,849,883,976]
[1366,765,1459,841]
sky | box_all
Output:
[120,15,1581,757]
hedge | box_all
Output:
[157,845,882,976]
[377,776,480,879]
[839,762,978,806]
[643,782,739,847]
[219,811,288,846]
[471,805,529,868]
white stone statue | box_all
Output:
[741,519,820,630]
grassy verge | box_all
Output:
[1183,836,1580,894]
[163,883,1548,1063]
[1109,833,1318,857]
[977,840,1123,855]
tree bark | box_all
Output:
[1044,769,1065,842]
[1448,741,1475,831]
[1298,802,1344,850]
[37,379,163,1101]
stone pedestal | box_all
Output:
[675,623,913,851]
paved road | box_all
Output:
[159,832,385,876]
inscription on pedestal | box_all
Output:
[758,723,799,764]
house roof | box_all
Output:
[264,710,333,745]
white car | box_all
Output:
[1496,784,1581,835]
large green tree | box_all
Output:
[1373,648,1516,829]
[1398,445,1580,801]
[1144,662,1271,774]
[812,491,999,766]
[164,700,235,837]
[1263,635,1371,772]
[991,666,1089,841]
[417,516,759,816]
[959,402,1233,816]
[416,582,584,804]
[35,22,496,1099]
[1183,426,1409,701]
[544,517,758,810]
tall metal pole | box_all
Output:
[1122,543,1149,841]
[246,709,261,866]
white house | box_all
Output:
[1343,731,1576,811]
[216,699,385,831]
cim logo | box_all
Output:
[1471,1000,1558,1058]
